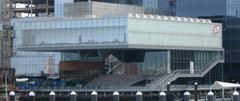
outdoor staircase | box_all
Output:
[148,56,224,90]
[106,61,122,74]
[104,54,123,74]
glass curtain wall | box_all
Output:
[13,17,128,47]
[168,0,240,82]
[61,50,168,76]
[170,50,223,72]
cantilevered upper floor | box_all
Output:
[11,14,223,51]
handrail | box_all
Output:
[149,70,180,87]
[198,56,223,74]
[107,60,122,74]
[150,55,224,89]
[107,63,121,74]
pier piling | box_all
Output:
[233,91,239,101]
[9,91,15,101]
[159,92,166,101]
[49,91,56,101]
[113,91,120,101]
[184,91,190,101]
[91,91,98,101]
[194,82,198,101]
[70,91,77,101]
[29,91,35,101]
[207,91,215,101]
[136,91,143,101]
[167,82,170,95]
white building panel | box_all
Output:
[128,17,222,49]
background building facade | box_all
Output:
[146,0,240,83]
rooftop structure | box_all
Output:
[13,0,54,17]
[63,2,172,17]
[64,2,144,17]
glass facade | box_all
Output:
[60,49,223,79]
[143,0,158,9]
[11,52,60,75]
[171,50,222,71]
[12,15,224,80]
[151,0,240,83]
[143,0,175,16]
[13,17,128,48]
[223,17,240,82]
[61,50,168,76]
[176,0,226,17]
[10,0,226,86]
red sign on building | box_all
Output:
[213,25,221,34]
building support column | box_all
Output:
[167,50,171,74]
[30,0,33,17]
[46,0,49,16]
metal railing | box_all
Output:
[106,60,122,74]
[149,56,224,89]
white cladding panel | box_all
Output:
[128,18,222,48]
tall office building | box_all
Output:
[175,0,240,17]
[143,0,176,15]
[151,0,240,82]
